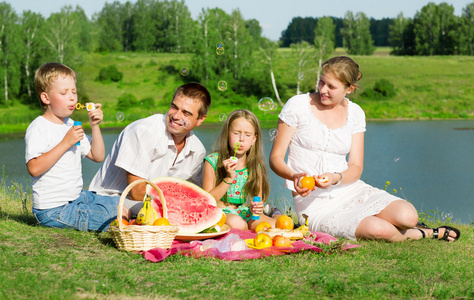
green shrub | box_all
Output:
[140,97,155,108]
[361,78,396,100]
[116,93,138,110]
[97,65,123,82]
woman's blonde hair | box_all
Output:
[214,109,270,203]
[322,56,363,91]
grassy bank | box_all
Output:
[0,49,473,135]
[1,179,473,299]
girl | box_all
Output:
[269,56,460,242]
[202,109,279,231]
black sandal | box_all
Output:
[432,226,461,242]
[417,228,426,238]
[416,222,431,229]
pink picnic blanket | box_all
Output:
[143,229,360,262]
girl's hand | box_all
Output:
[88,103,103,126]
[65,124,84,147]
[251,199,264,215]
[293,173,313,197]
[222,157,237,179]
[315,173,332,189]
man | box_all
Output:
[89,82,211,214]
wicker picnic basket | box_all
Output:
[108,179,179,252]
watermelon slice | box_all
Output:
[147,177,222,234]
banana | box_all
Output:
[136,195,158,225]
[295,214,309,234]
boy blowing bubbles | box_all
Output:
[25,62,129,231]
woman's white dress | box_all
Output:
[279,93,399,240]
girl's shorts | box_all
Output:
[32,190,120,232]
[222,205,252,222]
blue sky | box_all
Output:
[8,0,473,40]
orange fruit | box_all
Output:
[153,217,171,226]
[254,221,272,233]
[273,235,292,247]
[129,219,138,225]
[110,219,129,226]
[299,176,315,190]
[275,215,294,230]
[254,233,273,248]
[217,212,226,227]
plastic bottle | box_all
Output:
[250,196,261,220]
[73,121,81,145]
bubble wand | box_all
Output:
[230,143,240,162]
[75,103,96,111]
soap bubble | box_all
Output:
[298,73,304,80]
[218,80,227,91]
[270,102,278,110]
[219,113,227,122]
[258,97,275,111]
[180,67,189,76]
[269,128,278,141]
[116,111,125,121]
[216,47,225,55]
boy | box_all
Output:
[25,62,128,231]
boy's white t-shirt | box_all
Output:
[25,116,91,209]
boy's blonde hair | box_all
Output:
[214,109,270,203]
[34,62,76,111]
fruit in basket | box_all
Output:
[295,214,309,234]
[273,235,292,247]
[254,221,272,233]
[264,228,304,240]
[275,215,294,230]
[110,219,129,226]
[147,177,222,234]
[136,195,159,225]
[254,233,273,248]
[298,175,315,190]
[129,219,138,225]
[153,217,171,226]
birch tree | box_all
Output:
[460,2,474,55]
[258,38,283,106]
[0,3,21,105]
[314,16,335,91]
[290,41,315,95]
[43,6,78,63]
[20,11,44,100]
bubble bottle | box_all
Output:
[250,196,261,220]
[73,121,81,146]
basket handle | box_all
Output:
[117,179,167,229]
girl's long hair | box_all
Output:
[214,109,270,204]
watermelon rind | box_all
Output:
[146,177,222,234]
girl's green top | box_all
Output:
[204,152,248,205]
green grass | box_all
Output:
[1,178,473,299]
[0,49,473,136]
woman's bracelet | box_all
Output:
[222,178,232,185]
[333,172,342,185]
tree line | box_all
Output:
[0,0,473,107]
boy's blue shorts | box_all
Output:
[32,190,121,232]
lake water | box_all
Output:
[1,120,473,224]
